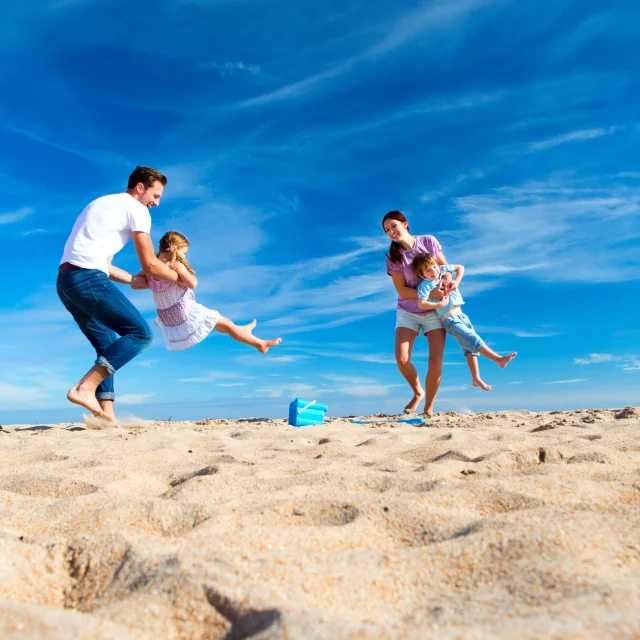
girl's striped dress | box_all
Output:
[148,276,219,352]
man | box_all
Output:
[57,166,179,423]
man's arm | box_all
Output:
[108,261,134,285]
[132,232,179,283]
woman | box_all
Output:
[383,210,451,416]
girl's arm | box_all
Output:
[172,262,198,289]
[390,272,418,299]
[418,296,449,311]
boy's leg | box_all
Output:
[478,344,517,368]
[465,354,491,391]
[215,317,282,354]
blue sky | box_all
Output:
[1,0,639,423]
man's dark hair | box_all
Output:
[127,166,167,190]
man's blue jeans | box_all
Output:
[57,268,153,401]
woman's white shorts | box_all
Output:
[395,309,443,335]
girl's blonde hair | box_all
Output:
[158,231,196,275]
[411,252,438,277]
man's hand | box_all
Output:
[130,275,149,290]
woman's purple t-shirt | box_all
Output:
[386,234,442,315]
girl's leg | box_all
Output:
[215,317,282,354]
[466,354,491,391]
[424,328,446,416]
[394,327,424,413]
[479,345,517,368]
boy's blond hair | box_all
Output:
[411,252,438,277]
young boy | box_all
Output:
[412,253,516,391]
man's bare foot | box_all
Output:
[404,391,425,414]
[68,386,109,418]
[472,377,492,391]
[257,337,282,354]
[497,352,517,368]
[83,414,119,430]
[99,400,117,421]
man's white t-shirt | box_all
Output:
[60,193,152,275]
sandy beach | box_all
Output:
[1,407,639,639]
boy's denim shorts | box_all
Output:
[442,312,484,356]
[395,309,443,335]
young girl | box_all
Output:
[412,252,516,391]
[145,231,282,354]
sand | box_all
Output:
[1,407,639,639]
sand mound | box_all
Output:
[1,408,639,638]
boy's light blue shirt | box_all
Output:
[417,265,465,317]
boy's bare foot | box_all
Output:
[404,391,425,414]
[68,386,110,419]
[472,378,492,391]
[258,337,282,354]
[497,352,517,368]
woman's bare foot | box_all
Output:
[404,391,425,414]
[472,377,492,391]
[497,352,517,368]
[68,386,109,418]
[257,337,282,354]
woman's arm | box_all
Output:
[173,262,198,289]
[447,263,465,290]
[390,272,418,299]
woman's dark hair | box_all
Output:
[382,210,409,264]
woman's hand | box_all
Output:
[447,280,458,292]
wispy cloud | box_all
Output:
[240,0,501,106]
[0,207,33,224]
[118,393,156,405]
[197,61,261,76]
[574,353,621,365]
[528,126,621,152]
[545,379,587,385]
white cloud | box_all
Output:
[118,393,156,405]
[528,126,620,152]
[0,207,32,224]
[241,0,501,106]
[198,61,261,76]
[574,353,621,365]
[545,379,587,385]
[621,359,640,372]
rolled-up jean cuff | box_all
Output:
[96,355,115,376]
[96,392,115,401]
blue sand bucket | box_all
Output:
[288,398,328,427]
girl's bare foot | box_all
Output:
[472,377,492,391]
[68,386,111,419]
[244,319,257,333]
[497,352,517,368]
[404,391,425,414]
[257,337,282,354]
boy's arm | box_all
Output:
[443,264,465,291]
[430,252,451,298]
[417,296,449,311]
